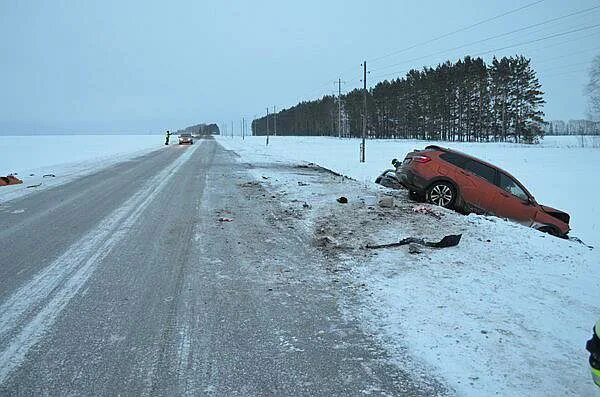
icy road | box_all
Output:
[0,137,440,396]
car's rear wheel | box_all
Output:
[426,181,456,209]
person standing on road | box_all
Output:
[587,319,600,388]
[165,130,172,145]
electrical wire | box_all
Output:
[294,0,549,103]
[369,23,600,82]
[369,0,545,63]
[370,4,600,73]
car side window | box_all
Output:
[439,152,467,168]
[463,160,496,184]
[498,173,529,201]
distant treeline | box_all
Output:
[544,119,600,135]
[252,55,546,143]
[178,123,220,135]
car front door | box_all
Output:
[490,172,538,226]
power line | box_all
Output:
[292,1,548,110]
[537,60,596,74]
[369,0,545,63]
[261,2,600,121]
[370,4,600,73]
[541,68,590,78]
[476,22,600,56]
[369,22,600,82]
[530,45,600,65]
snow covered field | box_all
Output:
[217,134,599,397]
[0,134,163,202]
[216,135,600,248]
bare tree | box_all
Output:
[586,55,600,120]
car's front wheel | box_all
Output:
[426,182,456,209]
[538,225,562,238]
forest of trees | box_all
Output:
[252,55,546,143]
[544,119,600,135]
[177,123,220,135]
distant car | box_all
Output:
[392,145,570,237]
[178,133,193,145]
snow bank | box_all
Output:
[0,134,163,202]
[355,213,599,397]
[216,135,599,248]
[217,134,600,397]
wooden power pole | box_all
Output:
[361,61,367,163]
[266,107,270,146]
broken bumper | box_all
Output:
[395,169,428,192]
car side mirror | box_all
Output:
[391,158,399,167]
[528,197,536,205]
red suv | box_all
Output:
[394,145,570,237]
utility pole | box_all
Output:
[273,106,277,136]
[360,61,367,163]
[242,117,245,140]
[338,78,342,138]
[266,107,270,146]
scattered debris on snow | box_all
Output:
[366,234,462,249]
[0,175,23,186]
[412,204,443,220]
[217,135,600,397]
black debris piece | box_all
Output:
[366,234,462,249]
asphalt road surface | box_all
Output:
[0,138,441,396]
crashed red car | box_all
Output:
[391,145,570,237]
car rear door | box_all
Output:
[458,160,499,213]
[438,153,481,210]
[489,172,538,226]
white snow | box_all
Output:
[0,134,164,202]
[216,134,600,397]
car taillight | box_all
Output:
[412,155,431,163]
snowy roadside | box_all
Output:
[215,135,599,248]
[217,135,600,397]
[0,135,165,203]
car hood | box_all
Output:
[539,204,570,224]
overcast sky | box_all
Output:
[1,0,599,134]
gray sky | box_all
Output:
[1,0,599,134]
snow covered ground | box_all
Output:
[217,134,599,397]
[0,134,164,202]
[216,135,600,248]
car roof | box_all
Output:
[426,145,504,172]
[425,145,533,196]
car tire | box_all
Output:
[426,181,456,209]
